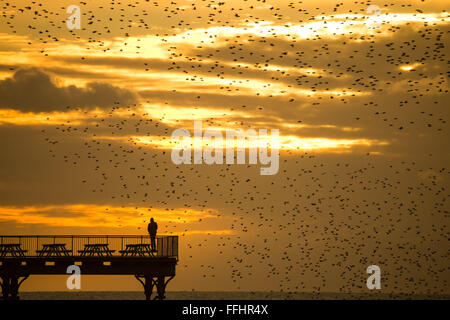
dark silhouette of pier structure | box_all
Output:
[0,235,178,300]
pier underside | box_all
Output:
[0,257,177,300]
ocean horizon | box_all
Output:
[18,291,450,300]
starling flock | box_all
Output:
[1,0,448,295]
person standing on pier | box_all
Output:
[148,218,158,252]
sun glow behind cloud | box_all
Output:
[0,109,89,125]
[93,132,387,153]
[0,106,387,154]
[0,204,230,235]
[158,12,450,47]
[1,10,446,101]
[399,63,422,71]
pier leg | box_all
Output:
[144,276,155,300]
[135,275,155,300]
[0,275,29,300]
[135,275,174,300]
[154,275,174,300]
[9,277,19,300]
[0,276,9,300]
[155,276,165,300]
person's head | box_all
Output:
[150,218,154,222]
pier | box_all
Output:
[0,235,178,300]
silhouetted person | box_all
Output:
[148,218,157,252]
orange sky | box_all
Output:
[0,0,449,294]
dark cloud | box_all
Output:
[0,68,138,112]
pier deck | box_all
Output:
[0,235,178,300]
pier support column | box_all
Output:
[135,275,155,300]
[155,275,174,300]
[0,276,10,300]
[135,275,174,300]
[0,275,28,300]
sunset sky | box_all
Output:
[0,0,448,293]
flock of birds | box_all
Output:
[1,0,448,295]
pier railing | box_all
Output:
[0,235,178,259]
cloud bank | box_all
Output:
[0,68,137,112]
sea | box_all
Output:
[18,291,450,300]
